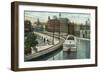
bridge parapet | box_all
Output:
[24,32,65,61]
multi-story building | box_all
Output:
[46,13,69,34]
[68,22,75,35]
[80,19,90,39]
[59,18,69,33]
[47,16,60,32]
[74,24,80,37]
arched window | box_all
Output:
[67,36,74,40]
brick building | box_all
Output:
[47,16,60,32]
[46,13,69,33]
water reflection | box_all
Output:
[63,51,77,59]
[48,39,90,60]
[28,39,90,61]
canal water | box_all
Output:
[48,39,90,60]
[28,39,90,61]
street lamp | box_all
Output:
[52,20,55,45]
[59,13,61,41]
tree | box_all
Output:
[25,33,38,55]
[24,20,32,34]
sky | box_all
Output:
[24,11,90,25]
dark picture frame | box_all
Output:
[11,1,97,71]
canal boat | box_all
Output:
[63,35,77,52]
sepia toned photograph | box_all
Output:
[24,11,91,61]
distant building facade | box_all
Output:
[24,20,32,33]
[80,19,90,39]
[68,22,75,35]
[34,18,44,32]
[59,18,69,33]
[74,24,80,37]
[47,16,60,32]
[46,13,69,33]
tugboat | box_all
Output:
[63,35,77,52]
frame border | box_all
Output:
[11,1,98,71]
